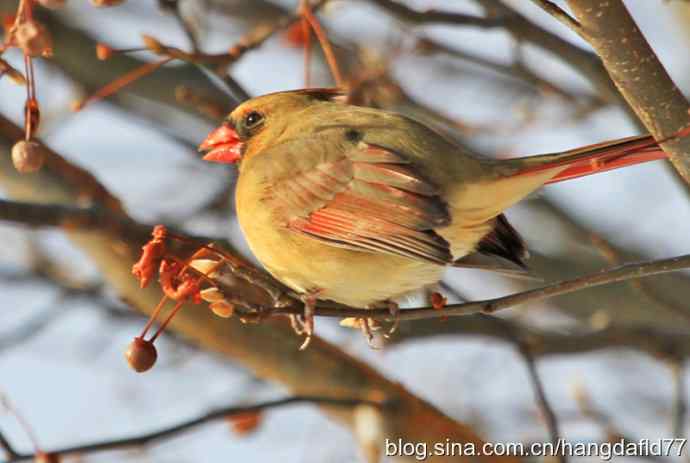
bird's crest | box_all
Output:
[291,87,348,103]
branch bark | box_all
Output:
[564,0,690,182]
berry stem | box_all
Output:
[139,294,168,339]
[150,299,185,342]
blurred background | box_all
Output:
[1,0,690,461]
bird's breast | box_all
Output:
[235,176,444,307]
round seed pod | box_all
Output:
[125,337,157,373]
[12,140,45,174]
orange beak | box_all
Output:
[198,124,243,164]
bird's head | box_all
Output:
[198,88,345,164]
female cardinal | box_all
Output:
[199,88,674,346]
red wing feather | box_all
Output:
[278,142,453,265]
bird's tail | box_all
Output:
[435,127,690,275]
[511,127,690,184]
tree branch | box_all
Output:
[528,0,583,38]
[367,0,507,28]
[3,199,690,325]
[517,343,565,463]
[670,360,687,438]
[0,431,18,461]
[5,197,690,361]
[393,314,690,359]
[264,254,690,321]
[0,396,383,463]
[474,0,624,107]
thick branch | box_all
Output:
[565,0,690,182]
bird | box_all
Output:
[199,88,679,347]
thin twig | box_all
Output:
[266,253,690,321]
[159,0,200,52]
[573,385,668,463]
[303,22,312,87]
[670,360,688,438]
[528,0,585,39]
[0,297,71,354]
[491,318,564,462]
[392,314,690,359]
[589,234,690,323]
[0,431,19,460]
[300,1,344,87]
[415,36,587,103]
[1,396,384,462]
[368,0,507,28]
[516,341,566,463]
[472,0,624,107]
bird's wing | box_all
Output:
[270,140,454,265]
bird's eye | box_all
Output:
[244,111,263,129]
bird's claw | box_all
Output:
[292,291,318,350]
[360,317,374,345]
[383,300,400,338]
[355,317,384,349]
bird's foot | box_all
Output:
[383,300,400,338]
[292,290,320,350]
[359,317,384,349]
[340,315,385,348]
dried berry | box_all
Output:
[159,259,201,302]
[14,20,53,57]
[210,301,234,318]
[34,452,60,463]
[283,21,310,48]
[96,43,113,61]
[11,140,45,174]
[125,337,157,373]
[200,287,224,303]
[226,411,262,436]
[132,225,168,288]
[431,292,447,310]
[70,99,85,112]
[141,35,164,54]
